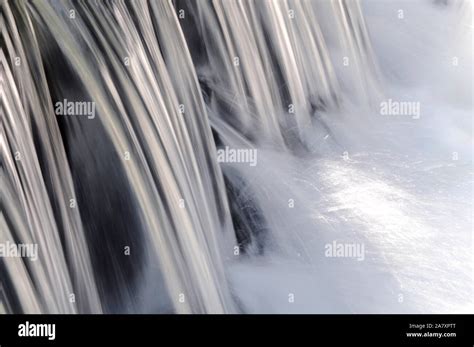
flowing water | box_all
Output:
[1,0,472,314]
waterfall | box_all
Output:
[1,0,472,314]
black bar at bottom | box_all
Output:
[0,314,472,346]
